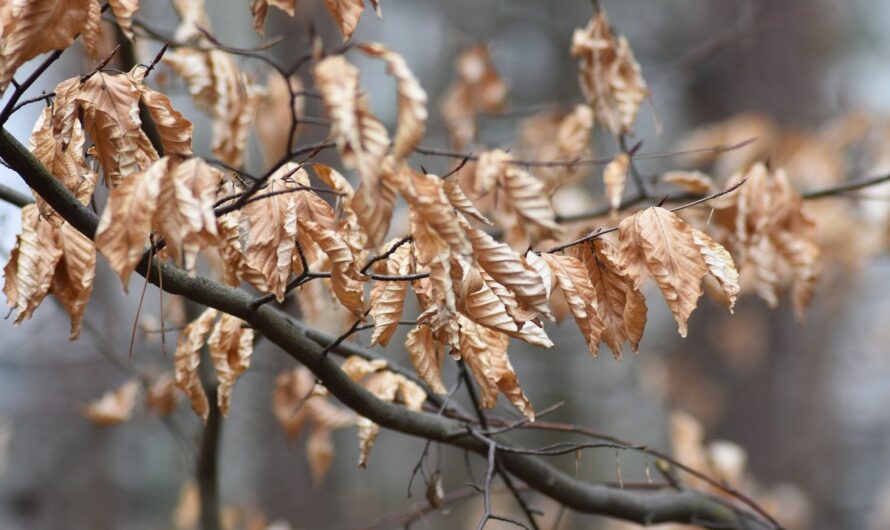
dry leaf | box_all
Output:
[541,253,604,356]
[314,55,390,189]
[324,0,365,41]
[405,324,446,394]
[138,85,194,157]
[256,75,304,165]
[208,314,254,416]
[79,379,140,426]
[357,43,428,160]
[146,373,180,416]
[3,205,63,325]
[250,0,295,36]
[570,11,649,135]
[617,207,710,337]
[369,242,411,346]
[663,171,715,195]
[107,0,139,41]
[174,308,218,422]
[604,152,629,213]
[235,164,299,302]
[440,45,508,149]
[0,0,91,95]
[574,239,646,357]
[50,223,96,339]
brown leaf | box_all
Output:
[485,326,534,420]
[405,324,446,394]
[466,226,551,319]
[50,223,96,340]
[369,242,411,346]
[571,11,649,135]
[314,55,390,188]
[574,239,646,357]
[440,45,508,149]
[298,218,365,315]
[690,228,740,313]
[107,0,139,41]
[0,0,91,95]
[146,373,180,416]
[256,75,304,164]
[663,171,715,195]
[156,158,221,273]
[138,85,194,157]
[174,308,217,422]
[618,207,709,337]
[235,165,299,302]
[3,205,63,325]
[250,0,295,36]
[499,160,563,242]
[79,380,140,426]
[459,263,518,334]
[604,152,629,213]
[208,314,254,416]
[541,253,604,356]
[95,157,166,286]
[323,0,364,40]
[399,169,472,259]
[444,179,491,225]
[358,43,428,160]
[81,0,103,59]
[76,71,150,184]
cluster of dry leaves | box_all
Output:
[1,1,826,477]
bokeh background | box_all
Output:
[2,0,890,529]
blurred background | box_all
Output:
[2,0,890,528]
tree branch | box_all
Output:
[0,127,772,530]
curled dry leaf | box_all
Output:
[663,170,716,195]
[273,367,355,485]
[208,314,254,416]
[541,253,604,356]
[138,85,194,157]
[0,0,91,95]
[256,75,304,165]
[324,0,365,41]
[174,308,218,422]
[51,223,96,340]
[690,228,740,313]
[79,379,141,427]
[571,11,649,136]
[250,0,296,36]
[490,150,563,242]
[314,55,390,189]
[146,373,180,416]
[709,163,821,319]
[163,48,258,167]
[357,43,428,160]
[577,239,646,357]
[369,242,411,346]
[28,107,95,226]
[405,324,446,394]
[298,218,365,315]
[604,152,629,214]
[3,205,63,326]
[76,71,154,184]
[350,364,426,467]
[235,164,299,302]
[618,207,738,337]
[107,0,140,41]
[440,45,509,149]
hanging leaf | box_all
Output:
[571,11,649,135]
[357,43,428,160]
[405,324,446,394]
[324,0,365,41]
[208,314,254,416]
[541,253,604,356]
[79,379,141,426]
[604,152,629,214]
[617,207,711,337]
[173,308,218,423]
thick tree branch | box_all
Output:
[0,127,771,530]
